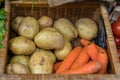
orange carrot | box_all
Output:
[58,61,102,74]
[97,46,108,74]
[53,62,62,72]
[56,46,82,73]
[86,43,99,61]
[80,38,108,73]
[71,46,89,69]
[80,39,91,46]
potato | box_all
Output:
[71,37,81,48]
[54,38,72,60]
[53,18,78,41]
[11,16,24,33]
[9,36,36,55]
[75,18,98,40]
[33,48,56,64]
[34,47,41,53]
[7,63,30,74]
[10,55,30,67]
[18,16,39,39]
[34,27,64,50]
[38,16,53,29]
[29,49,54,74]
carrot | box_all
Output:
[86,43,99,61]
[53,62,62,72]
[80,39,91,46]
[55,46,82,73]
[97,46,108,74]
[80,39,108,73]
[71,46,89,69]
[58,61,102,74]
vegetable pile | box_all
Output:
[7,15,108,74]
[54,39,108,74]
[0,8,6,48]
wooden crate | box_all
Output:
[0,0,120,79]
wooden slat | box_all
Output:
[0,74,119,80]
[100,5,120,74]
[10,1,100,8]
[0,0,10,74]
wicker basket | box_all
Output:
[0,0,120,80]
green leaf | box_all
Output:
[0,8,6,48]
[0,33,3,41]
[0,8,6,20]
[0,20,4,27]
[0,43,5,48]
[0,26,6,33]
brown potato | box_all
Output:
[38,16,53,29]
[54,38,72,60]
[29,49,54,74]
[18,16,39,39]
[75,18,98,40]
[7,63,30,74]
[33,48,56,64]
[53,18,78,41]
[34,27,64,50]
[9,36,36,55]
[70,37,81,48]
[10,55,30,67]
[11,16,24,33]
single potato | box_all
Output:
[7,63,30,74]
[38,16,53,29]
[10,55,30,67]
[34,27,64,50]
[70,37,81,48]
[32,48,56,64]
[9,36,36,55]
[75,18,98,40]
[54,38,72,60]
[11,16,24,33]
[29,49,54,74]
[18,16,39,39]
[53,18,78,41]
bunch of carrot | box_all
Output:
[53,39,108,74]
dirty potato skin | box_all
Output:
[10,55,30,67]
[34,48,56,64]
[54,38,72,60]
[34,27,64,50]
[38,16,53,29]
[53,18,78,41]
[11,16,24,33]
[9,36,36,55]
[18,16,39,39]
[7,63,30,74]
[75,18,98,40]
[29,49,54,74]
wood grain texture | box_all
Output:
[0,0,10,74]
[0,74,119,80]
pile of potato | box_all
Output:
[7,16,98,74]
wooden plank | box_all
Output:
[100,4,120,74]
[0,74,118,80]
[0,0,10,74]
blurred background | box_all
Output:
[0,0,4,9]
